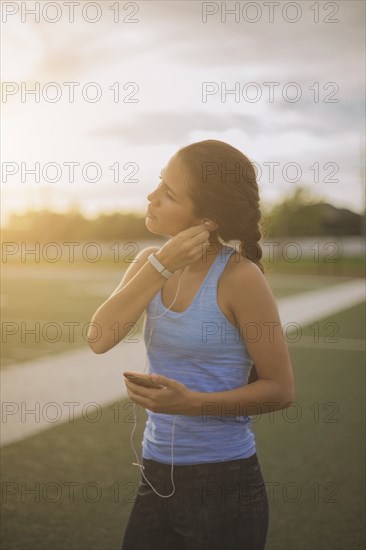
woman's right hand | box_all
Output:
[155,223,212,272]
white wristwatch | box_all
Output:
[147,253,173,279]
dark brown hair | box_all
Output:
[177,139,265,274]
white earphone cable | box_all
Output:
[129,267,187,498]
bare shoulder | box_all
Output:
[222,249,273,312]
[224,248,265,281]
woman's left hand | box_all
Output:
[124,373,196,415]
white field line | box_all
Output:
[1,279,365,447]
[277,279,365,329]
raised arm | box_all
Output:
[86,245,165,354]
[86,224,211,354]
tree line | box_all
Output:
[2,187,363,242]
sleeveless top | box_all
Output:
[141,243,256,464]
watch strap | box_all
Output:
[147,253,173,279]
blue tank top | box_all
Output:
[141,243,256,464]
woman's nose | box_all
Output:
[147,186,159,202]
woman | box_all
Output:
[88,140,295,550]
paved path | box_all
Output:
[1,279,364,446]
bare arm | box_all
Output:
[87,224,211,354]
[193,260,295,413]
[86,246,165,354]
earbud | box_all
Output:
[204,219,211,230]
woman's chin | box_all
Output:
[145,218,157,233]
[145,217,165,236]
[145,217,177,238]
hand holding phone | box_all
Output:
[123,371,166,389]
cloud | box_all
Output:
[88,111,263,144]
[138,1,364,72]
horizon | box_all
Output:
[2,1,365,229]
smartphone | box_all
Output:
[123,371,165,389]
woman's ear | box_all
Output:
[204,219,218,231]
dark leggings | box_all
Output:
[121,453,269,550]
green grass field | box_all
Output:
[2,242,364,277]
[1,263,360,369]
[1,290,365,549]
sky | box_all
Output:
[1,0,365,226]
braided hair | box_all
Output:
[177,139,264,274]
